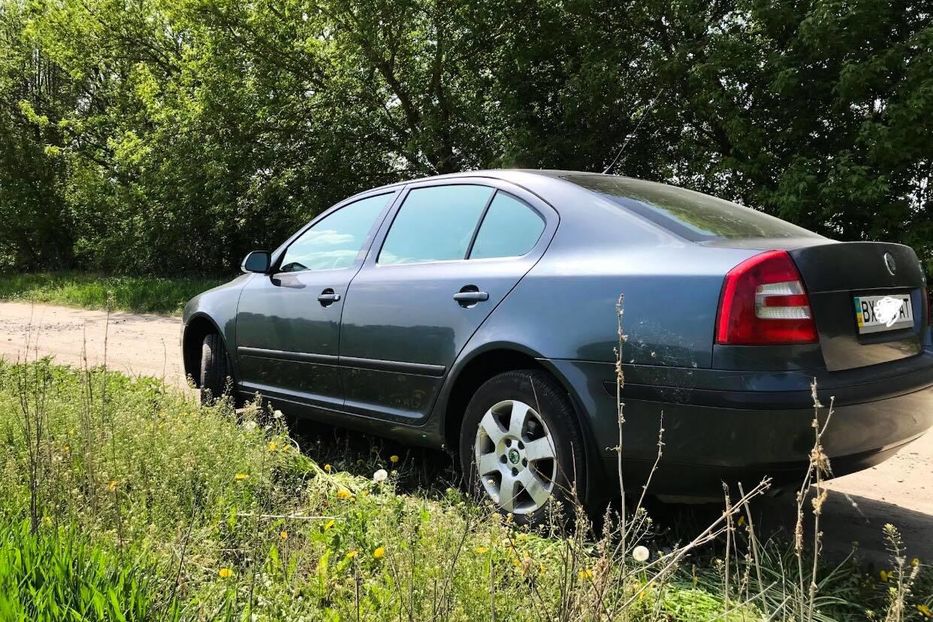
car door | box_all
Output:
[338,180,557,422]
[235,191,397,409]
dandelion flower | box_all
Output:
[474,545,489,554]
[218,567,234,579]
[373,546,386,559]
[916,604,932,618]
[267,440,279,452]
[632,545,650,562]
[279,530,288,541]
[373,469,388,483]
[336,487,353,500]
[234,472,249,481]
[346,550,358,559]
[578,568,594,581]
[389,455,400,464]
[324,464,332,473]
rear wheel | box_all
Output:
[199,333,230,405]
[459,370,584,525]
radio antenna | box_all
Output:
[602,88,665,175]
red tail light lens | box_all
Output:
[716,250,819,345]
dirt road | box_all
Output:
[0,301,185,385]
[0,301,929,563]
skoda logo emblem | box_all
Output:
[883,252,897,276]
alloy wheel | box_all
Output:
[473,399,557,514]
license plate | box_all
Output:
[853,294,913,334]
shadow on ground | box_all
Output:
[288,417,459,496]
[287,417,931,566]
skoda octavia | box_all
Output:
[182,170,933,522]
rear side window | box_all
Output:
[562,174,820,241]
[379,185,493,265]
[279,193,391,272]
[470,192,545,259]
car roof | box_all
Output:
[358,168,570,188]
[350,168,612,201]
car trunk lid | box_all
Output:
[705,238,926,371]
[786,241,925,371]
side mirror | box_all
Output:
[241,250,271,274]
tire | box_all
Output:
[459,370,585,525]
[199,333,230,405]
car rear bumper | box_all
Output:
[546,350,933,499]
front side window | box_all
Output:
[279,193,392,272]
[469,192,545,259]
[378,185,494,265]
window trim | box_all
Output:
[373,183,552,268]
[374,183,497,267]
[270,190,398,275]
[466,190,547,261]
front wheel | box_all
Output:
[199,333,230,405]
[459,370,585,525]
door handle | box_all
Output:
[454,285,489,307]
[318,288,341,306]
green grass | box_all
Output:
[0,360,928,621]
[0,519,180,621]
[0,272,225,314]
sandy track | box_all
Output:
[0,301,929,562]
[0,301,185,385]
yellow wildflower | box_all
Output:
[880,570,890,582]
[373,546,386,559]
[346,550,358,559]
[911,557,921,567]
[234,472,249,481]
[578,569,594,581]
[324,464,332,473]
[389,455,400,464]
[737,515,746,527]
[917,604,932,619]
[267,440,279,452]
[218,567,234,579]
[279,530,288,541]
[474,545,489,554]
[336,487,353,500]
[324,519,336,530]
[107,480,118,492]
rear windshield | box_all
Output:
[562,174,820,241]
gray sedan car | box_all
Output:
[183,170,933,522]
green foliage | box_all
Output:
[0,519,181,622]
[0,359,927,620]
[0,0,930,275]
[0,271,223,313]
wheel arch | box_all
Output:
[438,343,603,502]
[182,313,226,387]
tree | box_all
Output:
[0,0,929,274]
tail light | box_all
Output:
[716,250,818,345]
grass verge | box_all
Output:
[0,360,929,620]
[0,272,224,315]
